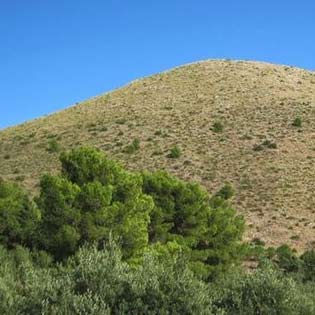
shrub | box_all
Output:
[167,145,181,158]
[253,144,264,151]
[301,250,315,281]
[0,243,214,314]
[124,138,140,154]
[142,171,245,280]
[275,244,300,273]
[262,139,277,149]
[211,121,224,133]
[292,117,302,127]
[46,138,60,153]
[115,118,127,125]
[213,264,315,315]
[214,183,235,200]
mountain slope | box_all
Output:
[1,59,315,250]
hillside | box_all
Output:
[1,59,315,251]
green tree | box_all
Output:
[142,171,245,280]
[60,147,122,186]
[0,178,40,248]
[37,147,154,260]
[36,174,81,259]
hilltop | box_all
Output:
[1,59,315,250]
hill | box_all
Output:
[1,59,315,250]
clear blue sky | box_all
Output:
[1,0,315,129]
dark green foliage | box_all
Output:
[35,174,81,259]
[167,145,181,158]
[262,139,277,149]
[0,147,244,278]
[275,245,301,273]
[251,237,265,246]
[124,138,140,154]
[60,147,122,186]
[300,250,315,281]
[253,143,264,151]
[142,171,245,279]
[292,117,302,127]
[213,183,235,201]
[38,147,154,260]
[0,178,40,248]
[211,121,224,133]
[46,138,60,153]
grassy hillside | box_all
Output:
[1,59,315,250]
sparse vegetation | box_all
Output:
[124,138,140,154]
[46,138,60,153]
[168,145,181,158]
[115,118,127,125]
[1,59,315,253]
[292,117,302,128]
[0,147,315,313]
[211,121,224,133]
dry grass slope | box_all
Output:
[1,59,315,251]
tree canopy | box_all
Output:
[1,147,245,279]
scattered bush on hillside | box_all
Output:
[253,139,277,152]
[167,145,181,158]
[274,244,301,273]
[124,138,140,154]
[262,139,277,149]
[115,118,127,125]
[46,138,60,153]
[292,117,302,128]
[211,121,224,133]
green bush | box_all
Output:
[301,250,315,281]
[292,117,302,127]
[275,245,300,273]
[46,138,60,153]
[1,243,314,315]
[0,243,214,315]
[211,121,224,133]
[167,145,181,158]
[142,171,244,280]
[262,139,277,149]
[0,178,40,248]
[213,264,315,315]
[124,138,140,154]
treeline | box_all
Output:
[0,147,315,314]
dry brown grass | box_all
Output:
[1,59,315,251]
